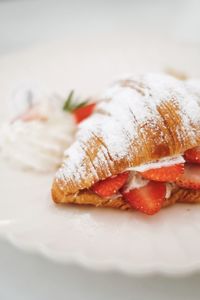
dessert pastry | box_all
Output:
[52,73,200,215]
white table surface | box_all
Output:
[0,0,200,299]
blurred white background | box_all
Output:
[0,1,200,299]
[0,0,200,55]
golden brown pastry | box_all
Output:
[52,73,200,215]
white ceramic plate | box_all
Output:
[0,35,200,275]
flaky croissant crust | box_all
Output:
[52,181,200,209]
[52,73,200,204]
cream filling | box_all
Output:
[95,155,185,200]
[120,155,185,199]
[123,172,149,193]
[165,183,174,199]
[111,171,177,200]
[127,155,185,172]
[109,173,174,200]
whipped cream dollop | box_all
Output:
[0,91,76,172]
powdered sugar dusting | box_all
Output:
[56,73,200,192]
[186,79,200,104]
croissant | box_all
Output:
[52,73,200,215]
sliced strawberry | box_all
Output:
[73,103,96,123]
[140,164,184,182]
[184,147,200,164]
[123,181,166,215]
[91,172,129,197]
[176,163,200,189]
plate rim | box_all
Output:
[2,230,200,276]
[1,39,200,277]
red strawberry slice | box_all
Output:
[140,164,184,182]
[123,181,166,215]
[73,103,96,123]
[184,147,200,164]
[176,163,200,189]
[91,172,129,197]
